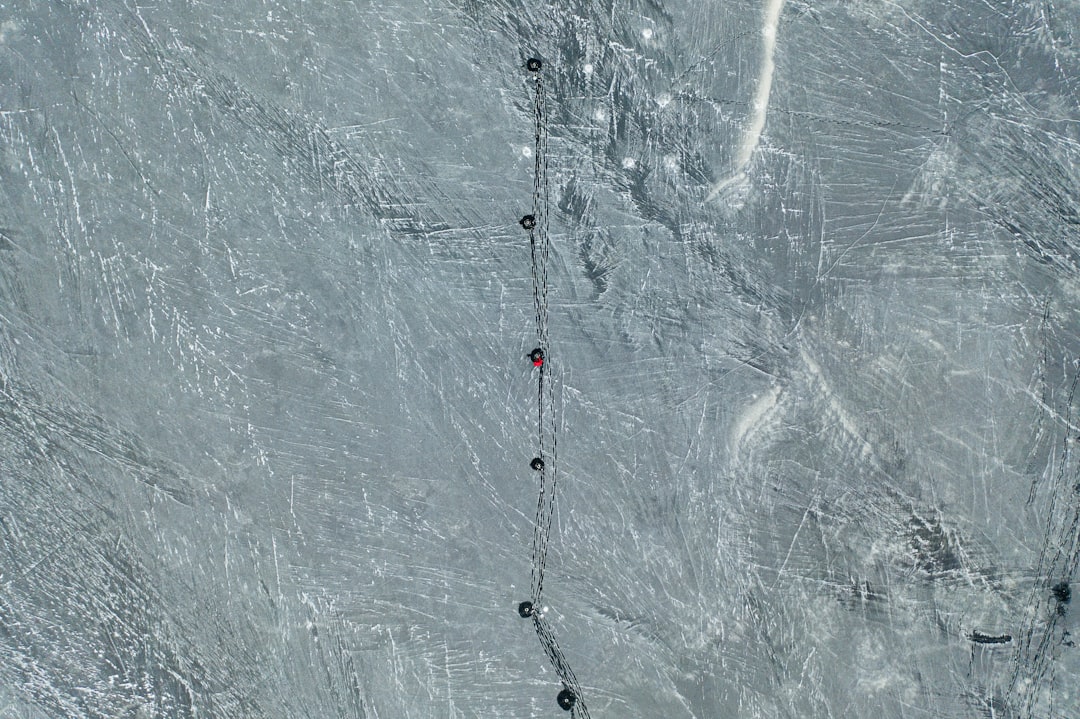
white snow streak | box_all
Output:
[707,0,785,201]
[730,384,781,456]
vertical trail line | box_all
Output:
[707,0,786,201]
[515,58,592,719]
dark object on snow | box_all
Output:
[520,214,536,230]
[556,689,576,711]
[526,58,543,72]
[530,457,544,471]
[518,601,535,618]
[1052,581,1071,604]
[969,631,1012,645]
[529,348,544,366]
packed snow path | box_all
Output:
[514,57,592,719]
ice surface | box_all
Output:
[1,0,1079,717]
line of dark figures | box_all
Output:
[505,51,1080,718]
[512,56,586,717]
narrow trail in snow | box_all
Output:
[514,57,593,719]
[707,0,786,201]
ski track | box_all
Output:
[0,1,1078,718]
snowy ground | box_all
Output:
[1,1,1079,717]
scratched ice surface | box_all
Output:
[1,0,1079,717]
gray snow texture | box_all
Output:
[1,0,1080,717]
